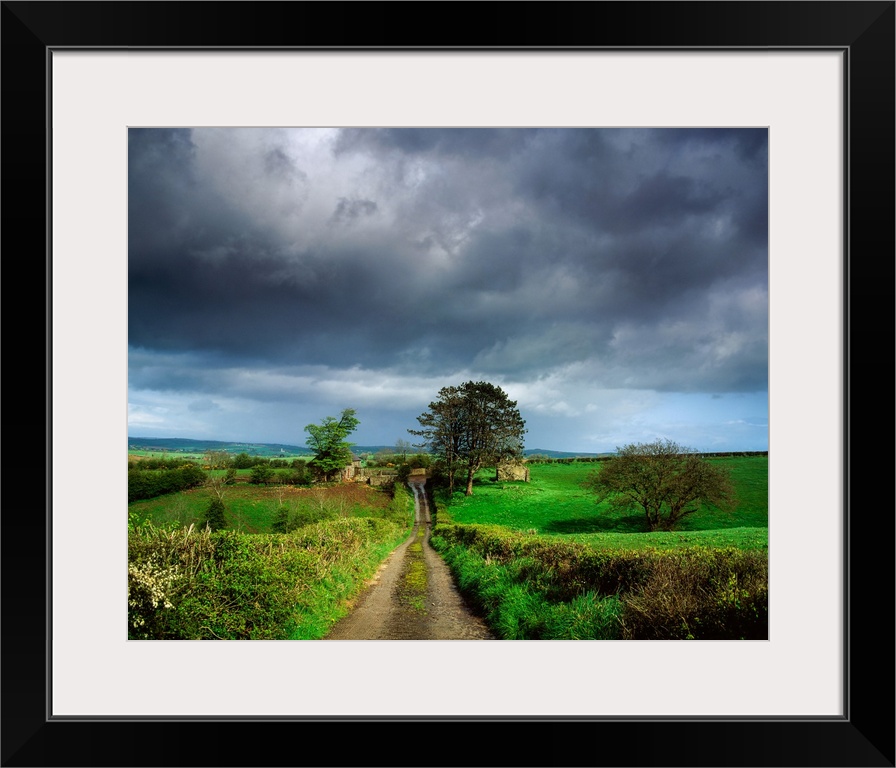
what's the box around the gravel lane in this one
[325,479,495,640]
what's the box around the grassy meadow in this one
[429,455,768,640]
[437,456,768,550]
[129,482,396,534]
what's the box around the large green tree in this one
[410,384,466,493]
[411,381,526,496]
[304,408,360,481]
[583,439,735,531]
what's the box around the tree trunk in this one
[643,505,653,530]
[465,466,476,496]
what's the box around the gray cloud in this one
[128,127,768,451]
[331,197,378,224]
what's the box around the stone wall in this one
[354,468,399,487]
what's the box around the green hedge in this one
[128,466,207,502]
[128,516,410,639]
[431,523,767,640]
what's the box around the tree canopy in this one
[410,381,526,496]
[304,408,360,481]
[583,438,735,531]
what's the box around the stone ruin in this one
[495,459,530,482]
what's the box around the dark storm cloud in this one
[127,128,198,256]
[129,127,768,403]
[654,127,768,164]
[333,127,539,160]
[331,197,378,224]
[263,147,307,183]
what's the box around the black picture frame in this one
[3,2,893,766]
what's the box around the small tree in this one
[231,452,254,469]
[205,472,229,502]
[583,439,735,532]
[372,448,395,467]
[271,505,293,533]
[201,497,227,532]
[283,461,312,486]
[204,450,230,469]
[394,438,412,463]
[304,408,360,482]
[395,463,413,484]
[250,464,276,485]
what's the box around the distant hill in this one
[129,437,428,458]
[129,437,763,461]
[523,448,611,459]
[128,437,313,456]
[127,437,608,459]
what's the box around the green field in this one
[129,482,399,534]
[436,456,768,550]
[427,455,768,639]
[129,453,768,639]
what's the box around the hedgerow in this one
[431,523,767,640]
[128,515,409,640]
[128,466,207,502]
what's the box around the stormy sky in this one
[128,127,768,453]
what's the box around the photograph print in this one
[127,127,769,641]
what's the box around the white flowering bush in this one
[128,558,179,633]
[127,521,214,638]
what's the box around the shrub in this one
[201,498,227,532]
[231,452,254,469]
[617,548,768,639]
[407,453,431,469]
[271,505,293,533]
[180,464,206,488]
[128,466,209,502]
[127,522,217,638]
[250,464,275,485]
[128,556,179,637]
[281,465,312,486]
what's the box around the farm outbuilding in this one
[495,459,530,482]
[342,454,363,481]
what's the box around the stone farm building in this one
[341,454,363,481]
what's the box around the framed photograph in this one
[4,1,892,766]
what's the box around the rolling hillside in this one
[127,437,613,459]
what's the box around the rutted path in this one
[325,478,495,640]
